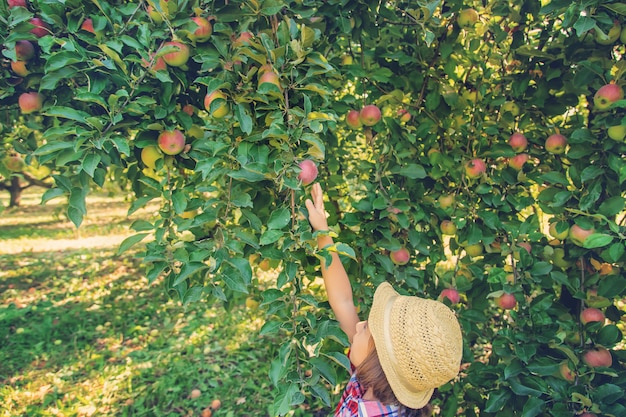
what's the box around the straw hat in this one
[368,282,463,409]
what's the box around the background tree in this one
[1,0,624,415]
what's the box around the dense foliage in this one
[1,0,625,415]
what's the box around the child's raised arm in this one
[305,183,360,343]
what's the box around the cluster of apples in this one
[205,58,281,120]
[595,83,626,142]
[345,104,382,129]
[8,1,50,114]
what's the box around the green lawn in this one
[0,188,333,417]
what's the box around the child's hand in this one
[305,183,329,231]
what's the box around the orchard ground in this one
[0,188,332,417]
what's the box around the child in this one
[305,183,463,417]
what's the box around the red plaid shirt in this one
[335,372,399,417]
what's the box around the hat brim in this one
[368,282,435,409]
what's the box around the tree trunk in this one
[9,176,22,207]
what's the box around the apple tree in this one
[1,0,625,415]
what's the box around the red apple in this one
[594,83,624,110]
[508,153,529,170]
[258,70,281,90]
[161,41,190,67]
[438,194,455,209]
[182,104,194,116]
[558,361,576,382]
[496,293,517,309]
[233,31,254,47]
[346,109,362,129]
[390,247,410,265]
[157,129,186,155]
[580,308,605,325]
[211,399,221,410]
[464,158,486,179]
[81,18,96,34]
[18,92,42,114]
[508,132,528,152]
[512,242,530,260]
[359,105,381,126]
[15,40,35,61]
[11,60,30,76]
[583,347,612,368]
[580,413,597,417]
[8,0,27,8]
[189,16,212,42]
[204,90,229,118]
[569,224,594,247]
[142,53,167,72]
[397,109,411,123]
[440,288,460,304]
[146,5,163,23]
[545,133,567,154]
[440,220,457,235]
[297,159,318,185]
[29,17,51,38]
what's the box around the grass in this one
[0,188,333,417]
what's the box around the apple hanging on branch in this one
[157,129,186,155]
[297,159,318,185]
[389,247,410,265]
[594,83,624,111]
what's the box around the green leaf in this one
[41,188,65,204]
[310,357,337,385]
[225,257,252,286]
[44,106,90,124]
[117,233,150,255]
[267,208,291,230]
[603,3,626,16]
[260,320,282,336]
[485,389,511,413]
[508,377,544,397]
[599,196,625,217]
[45,51,84,72]
[182,286,204,306]
[309,383,331,407]
[573,16,596,36]
[597,325,623,347]
[82,153,101,177]
[173,262,208,286]
[33,141,75,156]
[580,166,604,182]
[235,104,253,135]
[390,163,427,179]
[260,229,283,245]
[172,190,187,214]
[272,383,300,416]
[221,270,249,293]
[595,383,624,404]
[521,397,545,417]
[598,275,626,298]
[583,234,613,249]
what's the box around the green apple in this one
[440,220,457,235]
[607,125,626,141]
[457,8,479,29]
[595,22,621,45]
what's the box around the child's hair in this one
[356,343,433,417]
